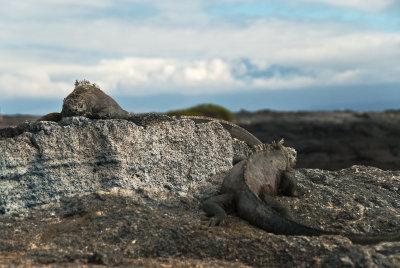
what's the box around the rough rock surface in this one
[2,109,400,170]
[0,117,234,214]
[0,117,399,267]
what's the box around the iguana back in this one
[222,139,296,198]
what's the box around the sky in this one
[0,0,400,114]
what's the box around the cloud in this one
[0,1,399,102]
[300,0,395,12]
[0,1,111,21]
[0,58,237,98]
[1,46,399,99]
[0,70,70,99]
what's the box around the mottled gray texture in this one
[0,166,399,267]
[0,117,234,214]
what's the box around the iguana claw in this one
[208,216,226,226]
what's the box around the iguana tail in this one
[236,190,330,236]
[173,115,262,147]
[236,190,400,244]
[344,232,400,245]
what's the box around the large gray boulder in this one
[0,117,234,214]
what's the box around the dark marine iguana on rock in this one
[203,139,400,245]
[36,80,261,147]
[39,80,132,121]
[38,80,172,127]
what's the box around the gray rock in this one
[0,116,399,267]
[0,117,234,214]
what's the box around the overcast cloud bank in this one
[0,0,399,113]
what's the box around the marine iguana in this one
[203,139,400,245]
[37,80,261,147]
[39,80,131,121]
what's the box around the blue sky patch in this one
[206,1,399,32]
[231,59,306,81]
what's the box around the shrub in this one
[165,104,235,121]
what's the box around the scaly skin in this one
[203,139,400,244]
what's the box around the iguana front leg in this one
[202,193,234,226]
[279,171,303,197]
[259,193,291,219]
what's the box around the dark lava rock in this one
[0,166,399,267]
[235,110,400,170]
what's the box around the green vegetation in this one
[165,104,235,121]
[384,110,400,122]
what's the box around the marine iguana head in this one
[253,138,297,169]
[62,94,88,117]
[61,80,96,117]
[281,142,297,169]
